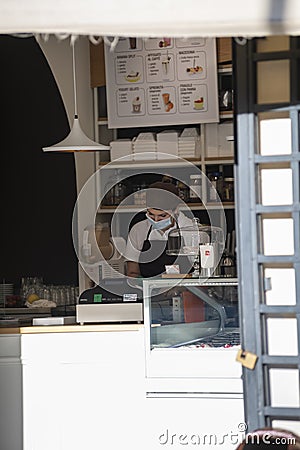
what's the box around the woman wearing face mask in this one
[125,181,195,278]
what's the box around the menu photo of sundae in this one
[194,97,204,110]
[186,57,203,75]
[187,65,203,75]
[162,92,174,112]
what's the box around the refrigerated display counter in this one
[142,277,244,449]
[143,277,242,389]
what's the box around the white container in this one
[110,139,133,161]
[205,122,234,158]
[157,130,179,158]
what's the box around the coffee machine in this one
[167,219,225,277]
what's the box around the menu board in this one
[104,37,219,129]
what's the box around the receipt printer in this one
[76,277,143,324]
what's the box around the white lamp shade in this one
[42,116,110,152]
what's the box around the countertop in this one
[0,323,144,334]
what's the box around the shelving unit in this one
[84,42,235,290]
[93,160,234,249]
[91,71,235,233]
[95,155,234,201]
[97,118,108,126]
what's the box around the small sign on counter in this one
[123,293,138,302]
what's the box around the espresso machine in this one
[167,219,225,277]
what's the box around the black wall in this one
[0,35,78,289]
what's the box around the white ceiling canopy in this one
[1,0,300,37]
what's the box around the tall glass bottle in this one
[104,169,126,206]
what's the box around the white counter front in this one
[0,322,244,450]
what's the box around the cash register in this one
[76,277,143,324]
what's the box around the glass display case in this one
[143,277,241,382]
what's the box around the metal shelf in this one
[98,202,235,213]
[218,66,232,74]
[97,117,108,125]
[98,159,203,170]
[220,111,234,119]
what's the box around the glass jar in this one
[161,174,174,184]
[189,174,201,203]
[223,177,234,202]
[104,170,126,206]
[133,183,147,206]
[177,181,189,203]
[208,172,223,202]
[113,179,127,205]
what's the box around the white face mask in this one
[146,214,173,230]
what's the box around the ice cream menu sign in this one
[104,37,219,128]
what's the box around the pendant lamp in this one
[43,43,110,153]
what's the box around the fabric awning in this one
[1,0,300,38]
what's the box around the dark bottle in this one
[189,175,201,203]
[104,170,126,206]
[223,177,234,202]
[177,181,189,203]
[208,172,223,202]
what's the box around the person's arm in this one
[124,222,144,277]
[126,260,141,278]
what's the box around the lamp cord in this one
[72,43,78,118]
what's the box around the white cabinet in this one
[0,322,244,450]
[145,395,244,449]
[205,122,234,158]
[21,328,146,450]
[143,276,244,450]
[0,334,23,450]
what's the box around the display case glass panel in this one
[143,278,239,350]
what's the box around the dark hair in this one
[236,428,300,450]
[146,182,180,210]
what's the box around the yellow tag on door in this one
[236,349,258,370]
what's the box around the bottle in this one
[223,177,234,202]
[190,217,200,277]
[190,217,200,251]
[133,185,141,205]
[133,182,147,206]
[177,181,189,202]
[103,181,114,206]
[189,174,201,203]
[113,177,126,205]
[104,170,126,206]
[139,182,147,206]
[161,174,174,184]
[208,172,223,202]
